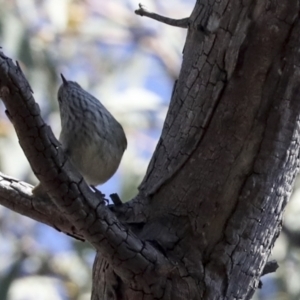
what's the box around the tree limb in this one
[0,51,169,281]
[135,4,190,28]
[0,173,84,240]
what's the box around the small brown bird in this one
[33,75,127,197]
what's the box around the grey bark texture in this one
[0,1,300,299]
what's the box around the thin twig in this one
[135,4,189,28]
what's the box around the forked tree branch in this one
[0,173,84,240]
[0,51,169,280]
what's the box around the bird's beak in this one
[61,74,68,85]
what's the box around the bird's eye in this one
[58,96,62,103]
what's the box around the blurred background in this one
[0,0,191,299]
[0,0,299,299]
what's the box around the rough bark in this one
[0,1,300,299]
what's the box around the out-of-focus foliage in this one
[0,0,192,199]
[0,1,299,300]
[0,0,193,299]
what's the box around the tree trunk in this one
[0,1,300,299]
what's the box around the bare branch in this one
[0,173,84,240]
[0,51,170,280]
[135,4,189,28]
